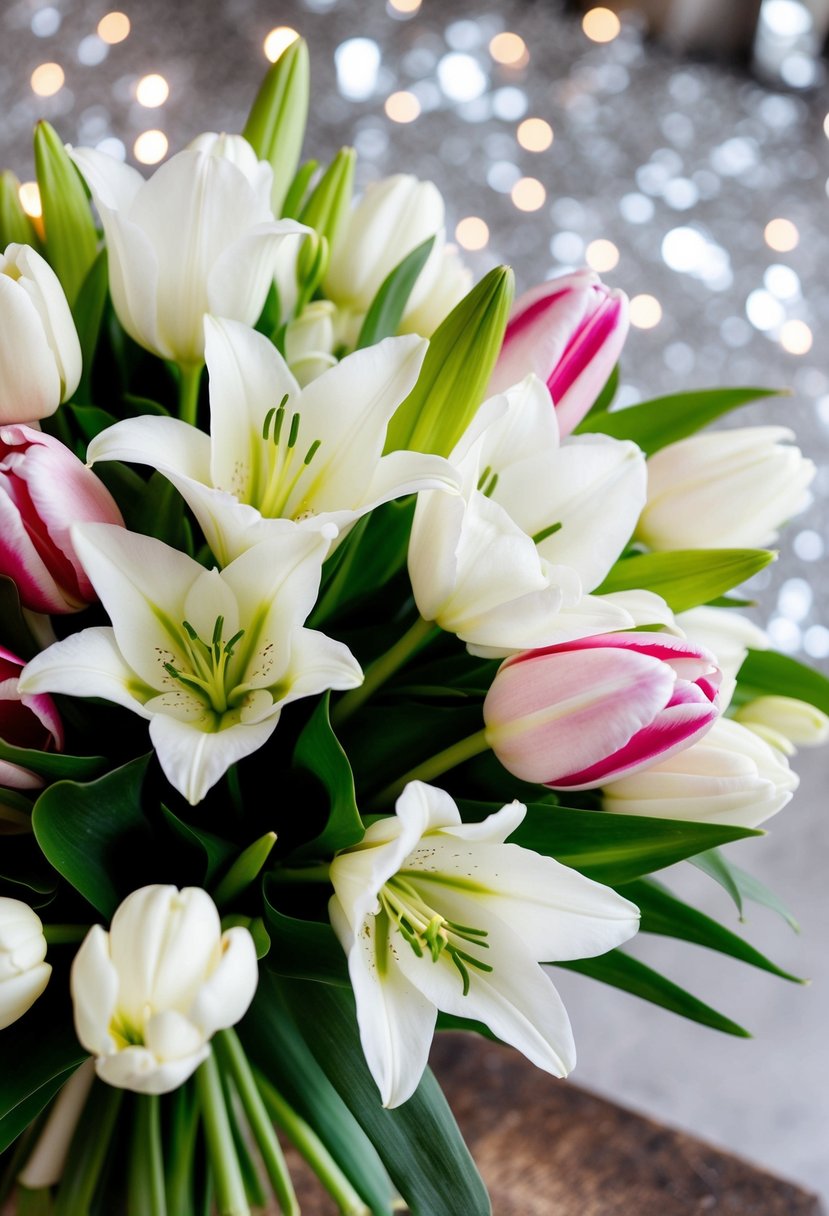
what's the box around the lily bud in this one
[0,171,40,249]
[0,897,51,1030]
[0,644,63,796]
[0,243,81,424]
[602,717,798,828]
[734,695,829,755]
[489,271,629,437]
[297,147,356,284]
[70,885,259,1094]
[637,427,815,551]
[0,424,124,613]
[484,633,721,789]
[284,300,337,385]
[33,121,99,306]
[242,37,310,217]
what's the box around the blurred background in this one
[1,0,828,1202]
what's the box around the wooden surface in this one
[286,1033,826,1215]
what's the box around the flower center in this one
[380,875,491,995]
[163,616,245,714]
[257,393,323,521]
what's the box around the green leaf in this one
[72,249,109,400]
[575,387,784,454]
[356,236,436,349]
[459,801,759,885]
[261,876,348,986]
[558,949,750,1037]
[243,38,310,216]
[595,548,776,613]
[312,498,415,623]
[34,121,99,306]
[159,804,235,888]
[32,755,152,917]
[291,694,364,858]
[386,266,513,457]
[0,170,41,249]
[280,159,319,220]
[275,977,491,1215]
[0,739,105,783]
[241,971,395,1216]
[0,576,41,660]
[68,403,118,443]
[735,649,829,715]
[621,878,802,982]
[691,849,800,931]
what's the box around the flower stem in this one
[128,1094,167,1216]
[42,925,88,946]
[164,1085,199,1216]
[213,1030,299,1216]
[178,363,203,427]
[370,728,491,809]
[270,862,331,885]
[332,616,438,726]
[53,1080,122,1216]
[195,1053,250,1216]
[254,1067,371,1216]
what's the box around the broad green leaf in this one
[691,849,800,931]
[291,694,364,858]
[261,876,348,986]
[312,498,415,623]
[0,576,41,660]
[241,971,395,1216]
[159,804,235,888]
[275,977,491,1215]
[34,121,99,306]
[620,879,802,982]
[243,38,310,216]
[558,949,750,1036]
[356,236,436,349]
[0,836,57,898]
[735,648,829,715]
[458,801,759,884]
[575,387,783,453]
[68,404,118,443]
[72,249,109,401]
[595,548,775,613]
[0,739,105,783]
[32,755,152,917]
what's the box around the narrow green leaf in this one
[243,37,310,216]
[298,147,355,259]
[558,950,750,1036]
[159,805,235,888]
[575,387,784,453]
[691,849,800,931]
[72,249,109,400]
[735,648,829,715]
[261,876,348,986]
[312,498,415,624]
[68,404,118,443]
[33,121,99,306]
[595,548,776,613]
[0,739,105,783]
[356,236,436,349]
[212,832,276,907]
[281,159,319,220]
[689,848,744,917]
[291,693,364,858]
[621,879,803,982]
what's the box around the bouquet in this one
[0,39,826,1215]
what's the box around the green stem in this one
[270,862,331,886]
[178,363,203,427]
[332,616,438,727]
[16,1187,52,1216]
[53,1081,122,1216]
[128,1094,167,1216]
[164,1085,199,1216]
[370,728,491,810]
[195,1054,249,1216]
[254,1069,370,1216]
[42,925,88,946]
[213,1031,299,1216]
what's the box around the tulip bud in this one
[489,271,629,437]
[676,606,768,709]
[734,695,829,755]
[71,885,259,1094]
[0,644,63,795]
[0,243,82,424]
[484,633,721,789]
[243,37,310,217]
[0,424,124,613]
[0,897,51,1030]
[636,426,815,551]
[34,121,99,307]
[602,717,798,828]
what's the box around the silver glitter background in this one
[1,0,828,1201]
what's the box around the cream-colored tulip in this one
[734,695,829,755]
[0,897,51,1030]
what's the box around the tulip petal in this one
[189,927,259,1037]
[0,275,62,423]
[95,1043,210,1095]
[145,1009,206,1061]
[70,926,118,1054]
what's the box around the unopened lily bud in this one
[637,427,815,551]
[33,121,99,306]
[489,270,628,437]
[284,300,337,386]
[484,633,721,789]
[242,37,310,216]
[0,898,51,1030]
[734,695,829,755]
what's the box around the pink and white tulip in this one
[0,424,124,614]
[483,632,721,790]
[0,644,63,794]
[489,270,628,437]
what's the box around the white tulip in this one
[637,427,815,551]
[19,522,362,805]
[677,606,768,708]
[70,885,258,1094]
[734,695,829,755]
[408,374,647,655]
[0,243,81,424]
[0,897,51,1030]
[87,317,458,566]
[329,781,639,1108]
[602,716,798,828]
[70,138,307,366]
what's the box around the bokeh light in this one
[780,319,813,354]
[455,216,490,250]
[135,74,169,107]
[517,117,553,152]
[97,12,130,44]
[629,294,662,328]
[582,7,622,43]
[134,130,168,164]
[764,218,799,252]
[263,27,299,62]
[489,32,528,66]
[384,91,421,123]
[18,182,42,218]
[511,176,546,211]
[30,63,64,96]
[585,238,620,272]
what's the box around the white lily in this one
[88,317,458,566]
[407,374,647,655]
[329,781,639,1109]
[70,136,307,366]
[19,522,362,805]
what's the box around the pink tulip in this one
[489,270,629,436]
[484,633,720,790]
[0,424,124,614]
[0,645,63,791]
